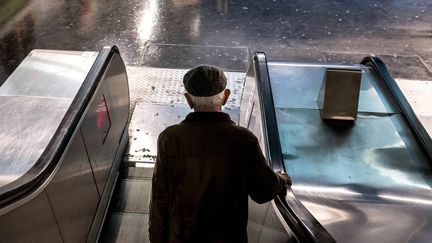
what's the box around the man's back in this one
[149,112,285,243]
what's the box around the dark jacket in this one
[149,112,286,243]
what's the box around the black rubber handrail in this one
[252,52,336,243]
[0,46,119,208]
[361,56,432,163]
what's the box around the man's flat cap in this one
[183,65,227,97]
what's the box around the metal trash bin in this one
[317,68,362,121]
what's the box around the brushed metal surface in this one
[0,96,70,187]
[0,50,97,98]
[277,108,432,242]
[258,226,294,243]
[247,221,263,243]
[318,68,362,120]
[248,200,293,243]
[45,131,99,243]
[112,179,152,214]
[267,62,397,114]
[81,53,130,194]
[248,198,270,226]
[0,191,63,242]
[100,212,150,243]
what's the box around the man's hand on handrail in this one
[276,171,292,186]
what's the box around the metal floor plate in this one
[395,78,432,136]
[127,66,245,111]
[124,103,239,164]
[124,104,192,163]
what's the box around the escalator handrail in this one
[252,52,336,243]
[361,56,432,163]
[0,46,119,210]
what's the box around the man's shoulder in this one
[230,124,257,139]
[159,124,183,137]
[160,122,257,139]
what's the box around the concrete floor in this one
[0,0,432,83]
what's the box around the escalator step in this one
[112,179,151,213]
[120,166,154,180]
[99,212,149,243]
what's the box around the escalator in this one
[0,46,129,242]
[241,53,432,242]
[0,47,431,243]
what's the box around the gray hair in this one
[189,91,225,110]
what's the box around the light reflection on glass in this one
[78,0,97,33]
[135,163,155,168]
[301,201,349,225]
[363,142,430,190]
[171,0,199,8]
[137,0,159,43]
[294,184,362,196]
[379,193,432,206]
[190,15,200,38]
[215,0,228,15]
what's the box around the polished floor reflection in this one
[1,0,432,84]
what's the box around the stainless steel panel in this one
[87,126,129,243]
[238,63,266,149]
[258,226,293,243]
[113,179,152,214]
[263,203,288,234]
[277,108,432,242]
[318,68,361,120]
[248,199,294,242]
[0,96,70,187]
[248,199,270,225]
[100,212,150,243]
[81,53,129,194]
[0,50,97,98]
[267,62,397,114]
[247,221,262,243]
[45,131,99,243]
[0,191,63,242]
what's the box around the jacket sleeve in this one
[149,134,169,243]
[248,136,286,204]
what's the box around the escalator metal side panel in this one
[361,56,432,162]
[88,127,128,243]
[0,191,63,242]
[0,47,114,209]
[0,46,130,243]
[81,53,130,195]
[45,130,100,243]
[240,53,336,242]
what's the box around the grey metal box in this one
[317,68,362,120]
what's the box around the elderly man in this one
[149,65,291,243]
